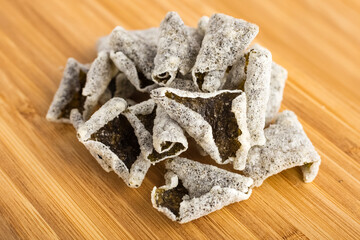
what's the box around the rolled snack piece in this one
[243,110,321,187]
[46,58,89,123]
[192,13,259,92]
[151,157,253,223]
[152,12,189,85]
[233,44,272,146]
[123,99,188,164]
[153,12,205,86]
[265,62,288,125]
[77,98,150,188]
[98,73,136,106]
[110,50,157,92]
[109,26,157,82]
[151,87,250,170]
[153,105,188,154]
[82,51,118,119]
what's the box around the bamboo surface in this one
[0,0,359,239]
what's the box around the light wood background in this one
[0,0,359,239]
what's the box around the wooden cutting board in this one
[0,0,359,239]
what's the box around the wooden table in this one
[0,0,359,239]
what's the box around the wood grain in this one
[0,0,359,239]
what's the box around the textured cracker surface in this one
[151,157,252,223]
[243,110,321,187]
[46,58,89,123]
[192,13,259,92]
[265,62,288,125]
[151,87,250,169]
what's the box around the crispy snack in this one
[82,51,118,120]
[98,73,136,106]
[265,62,288,125]
[151,157,253,223]
[153,106,188,155]
[46,58,89,123]
[243,110,321,187]
[109,26,157,81]
[153,12,205,86]
[152,12,188,85]
[151,87,250,170]
[77,98,150,188]
[227,44,272,146]
[110,50,157,92]
[192,13,258,92]
[123,99,188,164]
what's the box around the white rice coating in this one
[152,12,189,85]
[151,87,250,169]
[153,105,188,153]
[109,26,157,80]
[46,58,89,123]
[244,44,272,146]
[151,157,253,223]
[197,16,209,35]
[110,50,157,92]
[82,51,118,119]
[124,99,187,163]
[192,13,259,92]
[77,98,151,187]
[123,99,156,160]
[265,62,288,126]
[243,110,321,187]
[153,12,205,86]
[77,97,128,142]
[98,73,135,106]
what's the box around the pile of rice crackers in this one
[47,12,321,224]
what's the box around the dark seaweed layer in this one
[155,179,188,217]
[90,115,141,170]
[165,91,242,161]
[59,69,87,119]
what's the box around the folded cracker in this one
[123,99,188,164]
[243,110,321,187]
[82,51,118,119]
[152,12,188,85]
[192,13,259,92]
[98,73,136,106]
[109,26,157,82]
[228,44,272,146]
[151,87,250,170]
[153,12,205,86]
[77,98,150,188]
[153,105,188,154]
[47,58,89,123]
[110,50,157,92]
[151,157,253,223]
[265,62,287,125]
